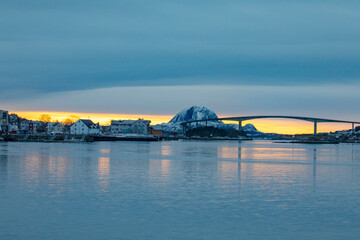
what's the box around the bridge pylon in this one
[314,121,318,136]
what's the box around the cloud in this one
[2,84,360,120]
[1,0,360,98]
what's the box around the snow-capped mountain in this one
[154,105,276,138]
[169,105,220,124]
[155,105,230,132]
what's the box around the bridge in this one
[180,115,360,135]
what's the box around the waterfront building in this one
[20,119,31,132]
[110,119,151,135]
[150,127,163,137]
[70,119,100,135]
[0,110,9,133]
[8,124,19,134]
[19,120,43,133]
[47,122,64,134]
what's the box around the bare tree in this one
[39,114,51,123]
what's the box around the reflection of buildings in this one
[0,110,9,133]
[217,146,241,182]
[49,156,68,179]
[149,159,171,181]
[98,157,110,176]
[218,161,239,181]
[161,145,172,156]
[100,148,111,154]
[25,155,42,179]
[98,157,110,189]
[215,143,321,189]
[218,147,239,159]
[148,142,174,181]
[0,153,8,183]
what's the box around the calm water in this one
[1,140,360,240]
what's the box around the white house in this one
[70,119,100,135]
[8,124,19,133]
[110,119,151,135]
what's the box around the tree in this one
[70,115,80,123]
[61,115,80,126]
[39,114,51,123]
[62,118,75,126]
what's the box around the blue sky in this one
[1,0,360,118]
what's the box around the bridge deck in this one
[181,115,360,125]
[181,115,360,135]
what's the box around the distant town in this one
[0,109,171,141]
[1,106,360,143]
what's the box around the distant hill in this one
[241,123,279,138]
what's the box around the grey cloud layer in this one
[3,85,360,120]
[1,0,360,97]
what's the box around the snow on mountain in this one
[168,105,219,124]
[155,105,231,132]
[242,123,258,132]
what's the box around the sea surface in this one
[1,140,360,240]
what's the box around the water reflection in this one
[183,143,218,158]
[240,146,308,161]
[1,141,360,239]
[98,157,110,190]
[100,148,110,154]
[48,156,68,179]
[0,153,7,187]
[215,142,321,192]
[25,155,41,179]
[217,161,239,181]
[313,148,317,191]
[149,159,171,182]
[161,144,172,157]
[217,147,238,159]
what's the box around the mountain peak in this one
[242,123,258,132]
[169,105,219,124]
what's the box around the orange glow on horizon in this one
[12,111,355,134]
[14,111,173,125]
[223,118,354,134]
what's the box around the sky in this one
[1,0,360,133]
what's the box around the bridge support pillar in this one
[238,121,242,131]
[314,121,318,136]
[352,123,355,133]
[206,121,208,127]
[196,121,199,128]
